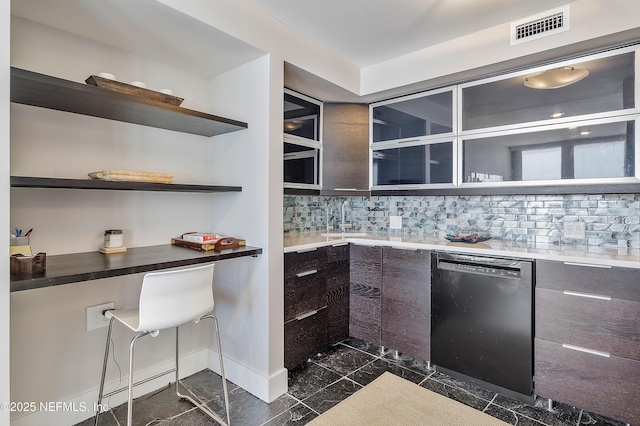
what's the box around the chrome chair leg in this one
[174,317,231,426]
[95,317,114,426]
[126,332,152,426]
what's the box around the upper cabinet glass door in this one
[460,51,636,132]
[372,89,454,143]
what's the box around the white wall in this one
[1,0,11,425]
[9,18,268,424]
[362,0,640,95]
[205,54,286,402]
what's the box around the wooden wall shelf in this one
[10,176,242,193]
[10,67,248,137]
[10,244,263,292]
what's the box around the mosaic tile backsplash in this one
[283,194,640,249]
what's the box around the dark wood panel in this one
[327,286,350,343]
[381,248,431,360]
[284,248,326,279]
[350,245,382,289]
[284,270,327,322]
[11,176,242,193]
[326,244,350,343]
[284,308,328,369]
[349,245,382,344]
[535,339,640,425]
[11,67,247,137]
[536,260,640,301]
[536,288,640,361]
[10,244,262,292]
[322,104,369,191]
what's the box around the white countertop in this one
[284,231,640,269]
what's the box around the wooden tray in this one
[85,75,184,106]
[171,236,246,251]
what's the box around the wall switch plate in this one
[563,222,586,239]
[390,215,402,230]
[86,302,115,331]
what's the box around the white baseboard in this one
[207,348,288,403]
[11,347,287,425]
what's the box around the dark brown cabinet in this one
[326,243,350,343]
[284,248,328,369]
[321,103,369,195]
[349,244,383,345]
[535,260,640,424]
[284,244,351,369]
[381,247,431,361]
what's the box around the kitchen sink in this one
[320,232,368,238]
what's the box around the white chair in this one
[94,263,230,426]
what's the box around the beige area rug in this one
[307,372,509,426]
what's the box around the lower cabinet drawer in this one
[536,288,640,361]
[284,269,327,322]
[284,308,328,369]
[535,338,640,425]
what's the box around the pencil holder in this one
[10,236,30,246]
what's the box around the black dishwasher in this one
[431,251,534,403]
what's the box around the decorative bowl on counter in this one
[445,233,491,244]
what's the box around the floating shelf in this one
[10,244,263,292]
[10,67,248,137]
[11,176,242,193]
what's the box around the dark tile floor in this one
[77,338,627,426]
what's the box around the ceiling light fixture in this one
[524,66,589,89]
[284,121,303,131]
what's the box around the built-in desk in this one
[10,244,262,292]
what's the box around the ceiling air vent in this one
[510,5,569,45]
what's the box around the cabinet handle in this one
[563,262,611,269]
[296,248,318,254]
[296,310,318,321]
[562,343,610,358]
[563,290,611,301]
[296,269,318,278]
[333,188,359,191]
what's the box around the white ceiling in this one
[12,0,597,102]
[245,0,575,67]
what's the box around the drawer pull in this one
[296,269,318,278]
[563,262,611,269]
[296,310,318,321]
[563,290,611,301]
[296,248,318,254]
[391,246,418,251]
[562,343,610,358]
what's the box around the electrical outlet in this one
[563,222,585,239]
[390,215,402,230]
[86,302,114,331]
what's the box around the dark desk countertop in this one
[10,244,263,292]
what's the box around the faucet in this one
[340,200,352,231]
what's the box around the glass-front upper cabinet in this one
[370,88,455,189]
[461,116,638,185]
[460,50,636,133]
[284,89,322,189]
[372,88,454,143]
